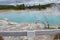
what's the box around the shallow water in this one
[0,11,60,26]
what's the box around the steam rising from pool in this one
[0,3,60,26]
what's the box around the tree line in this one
[0,3,54,10]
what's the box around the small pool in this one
[0,12,60,26]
